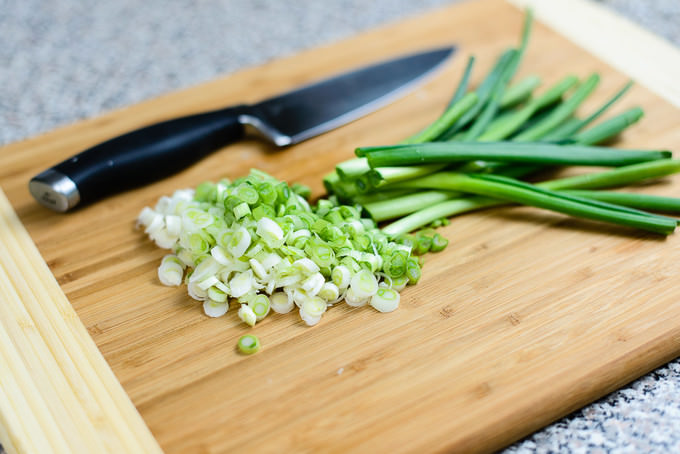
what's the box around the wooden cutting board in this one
[2,0,680,452]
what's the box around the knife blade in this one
[29,46,455,212]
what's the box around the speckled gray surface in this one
[2,1,680,452]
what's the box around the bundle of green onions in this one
[323,10,680,240]
[138,170,431,327]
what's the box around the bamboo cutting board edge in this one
[1,1,680,453]
[0,190,163,453]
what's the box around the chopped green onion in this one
[189,257,220,283]
[256,217,284,248]
[195,181,217,202]
[382,251,408,278]
[271,291,294,314]
[350,269,378,299]
[244,242,264,259]
[235,184,259,205]
[158,255,184,286]
[198,275,219,291]
[183,208,213,230]
[187,281,207,300]
[292,288,311,307]
[390,275,409,292]
[207,286,228,303]
[165,215,182,236]
[414,233,433,255]
[370,288,400,313]
[301,272,325,296]
[344,287,369,307]
[260,252,282,270]
[230,271,254,298]
[227,226,251,258]
[237,334,260,355]
[307,240,335,268]
[406,258,422,284]
[294,258,319,274]
[233,202,251,219]
[203,300,228,318]
[238,304,257,327]
[252,204,276,220]
[250,294,271,321]
[291,182,311,200]
[318,282,340,302]
[189,233,210,255]
[300,296,327,326]
[430,233,449,252]
[331,265,351,289]
[248,258,268,280]
[257,182,277,205]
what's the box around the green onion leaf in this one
[359,141,670,168]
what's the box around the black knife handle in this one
[29,105,248,212]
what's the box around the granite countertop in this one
[2,0,679,452]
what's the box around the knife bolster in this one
[238,113,292,147]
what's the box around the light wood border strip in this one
[508,0,680,108]
[0,188,163,454]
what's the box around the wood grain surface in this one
[2,0,680,452]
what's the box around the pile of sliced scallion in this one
[138,169,430,328]
[323,10,680,238]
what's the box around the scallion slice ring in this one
[237,334,261,355]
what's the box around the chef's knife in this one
[29,46,455,212]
